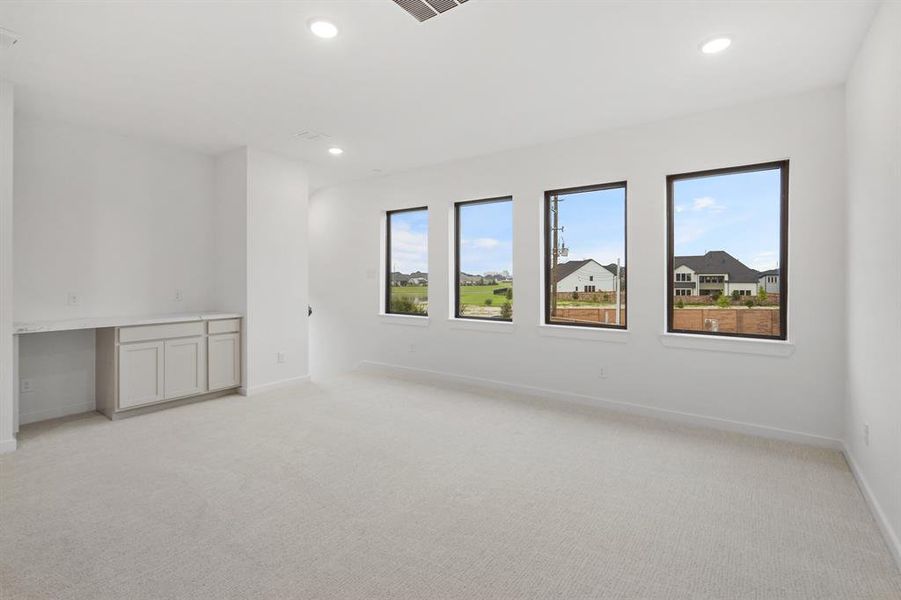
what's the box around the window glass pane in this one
[670,164,785,338]
[456,198,513,320]
[546,184,626,328]
[387,208,428,316]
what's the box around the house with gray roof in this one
[553,259,622,293]
[673,250,767,297]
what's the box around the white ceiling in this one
[0,0,878,190]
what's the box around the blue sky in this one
[390,168,780,276]
[673,168,781,271]
[389,209,428,274]
[459,200,514,275]
[555,187,626,268]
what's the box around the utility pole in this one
[615,258,621,325]
[550,195,566,317]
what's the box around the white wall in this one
[213,148,248,315]
[17,330,95,425]
[0,79,14,452]
[844,1,901,564]
[311,87,847,443]
[14,114,217,320]
[12,114,218,424]
[245,148,310,392]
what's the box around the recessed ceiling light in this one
[328,147,344,156]
[309,19,338,39]
[701,37,732,54]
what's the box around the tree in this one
[731,290,741,301]
[716,293,732,308]
[500,301,512,319]
[505,288,513,301]
[757,287,768,303]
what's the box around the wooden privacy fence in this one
[673,308,780,336]
[551,307,780,336]
[552,307,626,326]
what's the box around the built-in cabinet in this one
[96,317,241,419]
[118,340,165,409]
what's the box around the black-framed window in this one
[385,207,429,316]
[667,160,788,340]
[544,182,627,329]
[454,196,513,321]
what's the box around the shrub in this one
[758,287,768,303]
[572,291,579,300]
[484,298,493,306]
[389,296,426,315]
[500,301,512,319]
[711,290,722,300]
[505,288,513,300]
[716,294,732,308]
[731,290,741,301]
[744,299,755,308]
[676,299,685,309]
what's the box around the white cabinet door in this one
[208,333,241,391]
[119,341,165,409]
[164,336,207,399]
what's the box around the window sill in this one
[538,324,629,343]
[378,313,430,327]
[658,333,795,357]
[447,318,516,333]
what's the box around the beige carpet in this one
[1,371,899,600]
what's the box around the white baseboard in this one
[357,360,843,450]
[244,374,311,396]
[843,443,901,570]
[0,437,16,454]
[19,401,97,426]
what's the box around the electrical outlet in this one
[175,289,184,302]
[277,352,286,364]
[19,379,33,393]
[864,423,870,447]
[66,292,80,306]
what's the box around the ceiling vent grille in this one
[392,0,469,22]
[294,130,331,142]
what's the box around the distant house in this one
[554,259,621,293]
[408,271,428,285]
[673,250,767,297]
[460,272,489,285]
[757,269,780,294]
[390,271,428,286]
[389,272,410,286]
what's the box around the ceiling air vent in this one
[294,130,331,142]
[392,0,469,23]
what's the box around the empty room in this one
[1,1,900,598]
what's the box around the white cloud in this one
[691,196,724,212]
[749,250,778,271]
[389,222,428,273]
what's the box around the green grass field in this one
[390,285,428,302]
[390,284,513,318]
[391,284,513,307]
[459,284,513,308]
